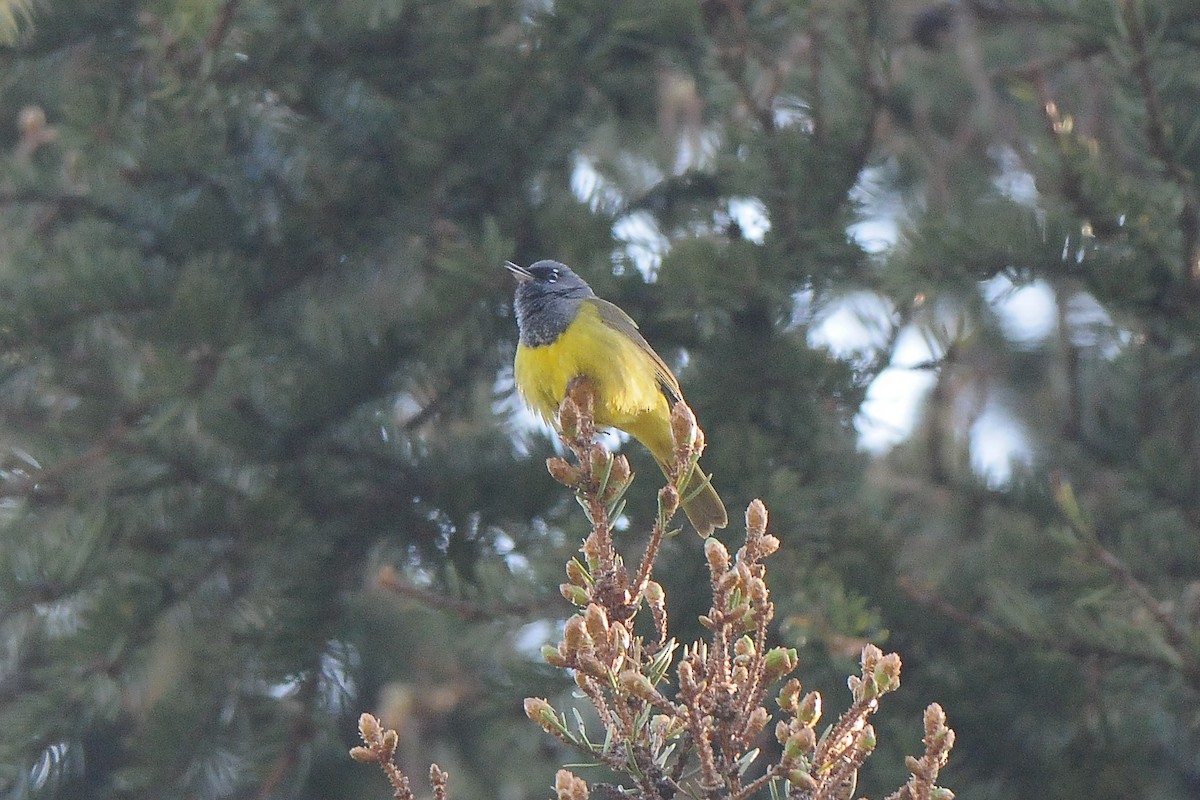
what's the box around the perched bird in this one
[505,259,727,536]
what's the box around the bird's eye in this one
[547,269,559,283]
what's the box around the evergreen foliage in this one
[0,1,1197,799]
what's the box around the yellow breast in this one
[514,301,671,434]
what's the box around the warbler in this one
[505,259,727,536]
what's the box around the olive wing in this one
[587,297,683,406]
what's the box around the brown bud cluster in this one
[850,644,902,702]
[619,670,658,700]
[565,558,590,587]
[704,537,730,576]
[547,456,583,487]
[555,769,590,800]
[503,388,956,800]
[670,402,698,456]
[605,455,632,500]
[349,713,401,766]
[524,697,559,733]
[558,396,580,440]
[353,377,958,800]
[658,484,680,517]
[560,583,590,606]
[763,647,798,681]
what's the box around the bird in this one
[505,259,727,536]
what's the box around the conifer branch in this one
[0,423,128,500]
[1053,477,1200,687]
[988,42,1107,81]
[1121,1,1200,290]
[373,566,543,622]
[0,188,133,229]
[897,576,1191,674]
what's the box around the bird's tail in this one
[662,459,727,537]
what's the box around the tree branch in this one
[1122,2,1200,289]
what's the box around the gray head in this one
[504,260,595,347]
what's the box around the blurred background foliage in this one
[1,0,1199,798]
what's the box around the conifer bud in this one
[925,702,946,731]
[778,678,801,712]
[608,455,631,491]
[644,581,664,606]
[875,652,902,693]
[659,484,680,515]
[584,604,610,643]
[524,697,558,731]
[547,457,582,487]
[746,498,768,534]
[560,583,590,606]
[543,645,568,667]
[758,533,780,558]
[704,537,730,575]
[747,576,768,603]
[558,397,580,440]
[739,605,756,631]
[745,706,769,738]
[589,447,611,481]
[717,570,740,593]
[567,377,595,419]
[734,634,755,661]
[565,559,589,587]
[555,769,590,800]
[670,402,698,451]
[358,712,382,742]
[678,660,696,689]
[861,643,883,670]
[610,622,631,655]
[619,670,656,700]
[577,654,608,680]
[582,533,603,570]
[858,724,877,753]
[763,646,798,680]
[784,727,816,759]
[797,691,821,726]
[563,615,593,654]
[788,770,818,791]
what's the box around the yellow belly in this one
[514,302,674,460]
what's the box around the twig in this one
[204,0,242,53]
[374,566,540,622]
[0,188,136,229]
[350,715,416,800]
[1,423,128,500]
[1084,534,1200,683]
[897,576,1188,674]
[988,41,1106,80]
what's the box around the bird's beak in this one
[503,260,533,283]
